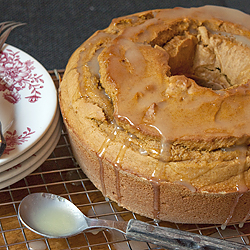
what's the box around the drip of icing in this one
[97,120,132,204]
[239,206,250,228]
[149,124,171,162]
[221,192,244,230]
[98,138,111,157]
[87,48,104,77]
[114,144,127,204]
[150,169,162,219]
[160,139,171,162]
[139,147,148,156]
[174,179,196,192]
[124,134,134,147]
[150,180,160,219]
[237,178,250,228]
[116,144,127,165]
[221,145,249,229]
[97,121,124,197]
[97,137,111,196]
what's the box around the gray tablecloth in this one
[0,0,249,70]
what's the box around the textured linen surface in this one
[0,0,249,70]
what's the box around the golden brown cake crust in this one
[59,6,250,224]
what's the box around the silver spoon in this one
[18,193,250,250]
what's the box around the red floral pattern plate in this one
[0,44,57,165]
[0,119,61,189]
[0,107,60,172]
[0,118,61,183]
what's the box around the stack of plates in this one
[0,44,61,189]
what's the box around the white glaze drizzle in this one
[239,206,250,228]
[97,121,122,196]
[97,137,111,196]
[174,179,196,193]
[114,144,127,204]
[87,47,104,77]
[221,145,249,229]
[97,122,130,204]
[221,192,244,230]
[150,180,160,219]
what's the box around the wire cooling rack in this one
[0,69,250,250]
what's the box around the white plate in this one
[0,44,57,165]
[0,119,62,189]
[0,107,60,173]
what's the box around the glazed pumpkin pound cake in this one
[59,5,250,226]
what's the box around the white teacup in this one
[0,94,14,135]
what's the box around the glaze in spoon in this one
[18,193,250,250]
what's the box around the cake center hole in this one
[159,26,239,91]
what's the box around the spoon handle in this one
[126,219,250,250]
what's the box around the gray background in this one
[1,0,249,70]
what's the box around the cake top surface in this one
[91,6,250,142]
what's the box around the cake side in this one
[61,106,250,224]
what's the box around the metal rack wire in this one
[0,69,250,250]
